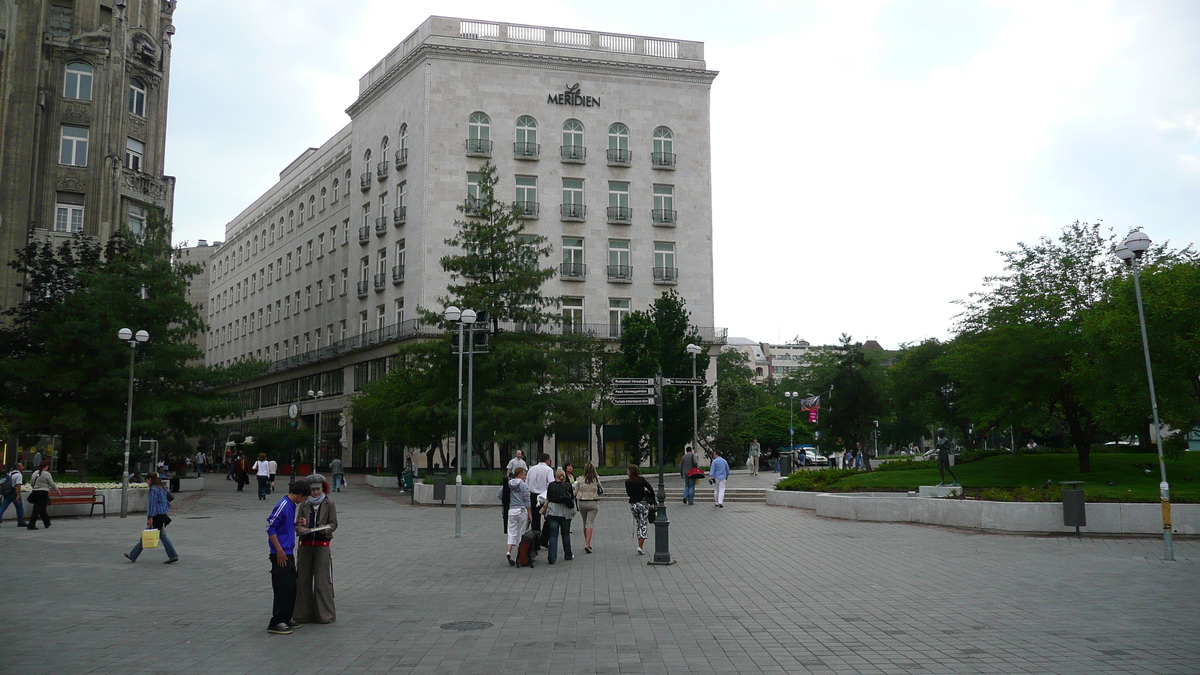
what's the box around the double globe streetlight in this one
[685,344,703,454]
[1114,230,1173,561]
[784,391,799,469]
[118,327,149,518]
[444,305,477,538]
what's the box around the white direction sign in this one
[613,387,655,396]
[612,397,655,406]
[665,377,705,386]
[612,377,654,386]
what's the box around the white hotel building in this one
[204,16,722,470]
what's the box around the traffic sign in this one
[665,377,704,386]
[612,397,655,406]
[613,387,655,396]
[613,377,654,386]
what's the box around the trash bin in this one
[778,452,792,478]
[432,475,447,502]
[1060,481,1085,535]
[402,470,414,492]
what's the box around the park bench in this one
[49,487,106,518]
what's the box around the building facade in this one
[205,16,722,471]
[0,0,176,313]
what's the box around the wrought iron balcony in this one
[376,161,389,179]
[375,217,388,235]
[358,226,371,243]
[651,209,678,225]
[559,262,586,280]
[356,280,369,298]
[606,148,632,166]
[359,173,371,191]
[394,148,408,168]
[560,203,586,221]
[513,142,540,159]
[465,138,493,157]
[393,206,407,225]
[607,206,632,224]
[651,152,677,169]
[463,197,485,216]
[560,145,586,163]
[513,201,539,219]
[392,265,405,284]
[607,264,633,282]
[373,273,386,290]
[653,266,679,283]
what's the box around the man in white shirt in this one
[505,450,528,478]
[525,453,555,534]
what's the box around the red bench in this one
[48,487,106,517]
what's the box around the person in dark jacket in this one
[624,465,655,555]
[679,447,699,505]
[124,473,178,563]
[543,469,575,564]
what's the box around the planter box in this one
[175,477,204,492]
[766,490,1200,535]
[2,487,150,520]
[365,474,400,489]
[413,480,500,506]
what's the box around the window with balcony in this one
[652,185,677,225]
[59,125,89,166]
[562,297,584,332]
[378,137,390,179]
[359,311,369,335]
[124,137,144,172]
[561,237,585,279]
[395,298,405,325]
[128,78,147,117]
[376,193,389,234]
[375,248,387,290]
[607,239,631,281]
[54,192,84,232]
[394,181,407,225]
[396,123,408,167]
[514,176,538,218]
[607,181,631,223]
[652,127,676,168]
[653,242,678,283]
[466,112,492,156]
[393,239,406,283]
[561,119,585,162]
[360,150,372,190]
[515,116,539,159]
[609,298,630,337]
[561,178,585,221]
[360,205,371,242]
[465,172,484,215]
[607,123,631,165]
[63,62,92,100]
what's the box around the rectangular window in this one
[285,252,292,275]
[327,324,335,346]
[59,125,89,166]
[515,175,537,206]
[342,220,349,245]
[306,240,313,264]
[328,274,336,301]
[608,181,630,209]
[305,286,312,310]
[397,181,406,211]
[609,298,630,337]
[341,269,348,296]
[360,257,370,282]
[362,204,371,230]
[304,332,311,352]
[315,280,324,305]
[377,305,386,330]
[276,258,283,280]
[295,246,302,270]
[340,320,347,341]
[259,268,265,290]
[124,138,144,172]
[330,226,337,248]
[284,295,291,317]
[653,184,675,223]
[562,236,584,278]
[396,239,406,276]
[563,178,583,205]
[654,241,676,269]
[294,291,301,315]
[126,203,147,237]
[49,4,72,37]
[359,311,368,335]
[467,172,483,201]
[377,248,387,276]
[317,233,324,258]
[54,192,85,233]
[395,298,405,325]
[608,239,630,267]
[562,297,583,330]
[267,263,274,284]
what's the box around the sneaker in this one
[564,555,573,561]
[268,623,293,635]
[286,620,301,628]
[164,558,179,564]
[124,553,136,563]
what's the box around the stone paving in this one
[1,470,1197,675]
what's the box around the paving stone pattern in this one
[1,471,1197,675]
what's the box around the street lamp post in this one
[873,420,879,457]
[118,328,149,518]
[685,344,703,453]
[444,306,477,538]
[784,391,798,465]
[307,389,324,479]
[1115,231,1174,561]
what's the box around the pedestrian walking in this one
[0,462,26,527]
[252,454,271,500]
[543,469,575,564]
[573,462,602,553]
[124,473,179,564]
[32,451,43,471]
[194,451,206,476]
[748,438,761,476]
[268,458,278,493]
[226,447,235,480]
[709,450,729,508]
[505,450,528,478]
[680,447,699,505]
[25,460,61,529]
[526,453,554,536]
[266,481,310,635]
[562,461,576,485]
[235,454,250,491]
[294,475,338,624]
[330,457,345,492]
[498,466,531,565]
[625,465,655,555]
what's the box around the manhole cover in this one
[440,621,493,632]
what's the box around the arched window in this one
[397,123,408,165]
[332,178,340,202]
[288,210,294,231]
[253,235,259,255]
[128,78,147,116]
[64,62,93,100]
[308,195,315,218]
[607,123,630,164]
[562,119,585,162]
[270,222,276,243]
[467,112,491,154]
[363,149,372,175]
[381,136,389,155]
[320,187,327,211]
[652,127,675,168]
[297,201,305,224]
[344,170,352,195]
[515,116,538,158]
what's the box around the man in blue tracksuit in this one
[710,450,730,508]
[266,481,311,635]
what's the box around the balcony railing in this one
[359,173,371,190]
[393,206,407,225]
[375,217,389,235]
[358,225,371,243]
[356,280,369,298]
[606,148,631,166]
[560,145,586,163]
[514,142,540,159]
[373,273,386,290]
[607,206,632,224]
[463,197,485,216]
[653,266,679,283]
[651,152,677,169]
[394,148,408,168]
[513,201,539,218]
[392,265,405,284]
[559,262,586,280]
[465,138,493,157]
[607,264,633,282]
[560,203,586,221]
[376,161,389,179]
[651,209,678,225]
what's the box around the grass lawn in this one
[833,452,1200,502]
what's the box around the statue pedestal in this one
[919,485,962,498]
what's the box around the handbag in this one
[141,528,161,549]
[647,504,657,524]
[687,468,705,479]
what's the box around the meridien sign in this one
[548,83,599,107]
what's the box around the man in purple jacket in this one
[267,481,311,635]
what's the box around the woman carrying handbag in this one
[26,460,61,530]
[624,465,655,555]
[124,473,179,563]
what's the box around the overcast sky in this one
[165,0,1200,349]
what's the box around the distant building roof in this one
[863,340,884,351]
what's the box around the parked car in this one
[803,450,829,466]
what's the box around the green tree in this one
[712,349,768,460]
[889,338,972,445]
[815,336,888,468]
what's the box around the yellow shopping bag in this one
[141,528,160,549]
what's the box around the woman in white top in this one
[252,453,271,501]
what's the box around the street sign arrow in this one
[613,387,655,396]
[612,397,656,406]
[612,377,654,386]
[665,377,705,386]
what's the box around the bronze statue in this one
[936,429,959,486]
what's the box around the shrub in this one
[876,457,928,472]
[776,468,860,491]
[957,449,1006,465]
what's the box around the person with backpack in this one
[0,462,26,527]
[26,460,61,530]
[123,473,179,564]
[625,465,655,555]
[498,466,531,566]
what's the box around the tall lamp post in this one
[1114,231,1173,561]
[307,389,324,479]
[444,306,477,538]
[118,327,149,518]
[685,344,703,453]
[784,391,798,466]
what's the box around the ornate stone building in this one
[0,0,176,313]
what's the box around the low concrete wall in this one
[175,478,204,492]
[1,487,149,520]
[766,490,1200,535]
[364,474,401,489]
[412,481,499,506]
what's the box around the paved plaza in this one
[1,471,1197,675]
